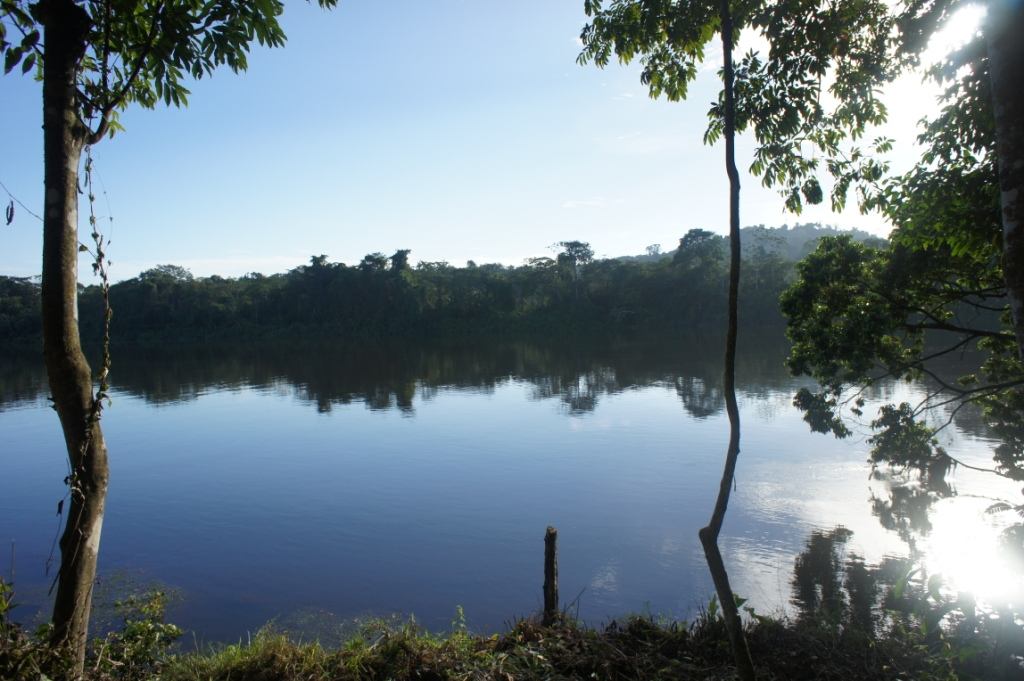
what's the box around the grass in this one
[154,612,962,681]
[4,577,1018,680]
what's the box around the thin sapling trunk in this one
[697,1,756,679]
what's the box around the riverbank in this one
[160,616,958,681]
[1,582,1013,681]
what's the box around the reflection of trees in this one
[1,333,797,416]
[791,527,915,634]
[792,527,856,625]
[674,377,722,419]
[528,368,619,414]
[2,330,931,423]
[0,349,46,411]
[790,525,1024,677]
[869,465,954,549]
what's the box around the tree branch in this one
[1,5,45,59]
[86,0,165,144]
[905,319,1014,340]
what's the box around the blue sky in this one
[0,1,962,281]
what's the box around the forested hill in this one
[618,222,887,263]
[1,224,884,343]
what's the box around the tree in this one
[140,264,194,283]
[778,0,1024,514]
[576,0,961,675]
[986,0,1024,359]
[0,0,337,674]
[580,1,758,676]
[553,240,594,305]
[555,240,594,279]
[359,252,388,272]
[389,249,411,273]
[581,0,1024,662]
[674,228,725,268]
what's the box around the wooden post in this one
[543,526,559,626]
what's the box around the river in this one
[1,332,1020,642]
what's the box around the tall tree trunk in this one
[38,1,108,677]
[697,1,756,679]
[987,0,1024,361]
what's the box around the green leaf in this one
[21,51,34,74]
[4,46,22,74]
[892,566,921,600]
[19,29,38,48]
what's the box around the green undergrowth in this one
[5,579,1018,681]
[159,614,961,681]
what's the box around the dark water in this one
[1,333,1020,641]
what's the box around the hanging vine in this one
[48,145,114,587]
[67,146,113,497]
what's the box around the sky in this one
[0,1,982,281]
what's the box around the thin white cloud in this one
[561,198,608,209]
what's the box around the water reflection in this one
[927,497,1024,606]
[0,334,795,416]
[791,527,861,625]
[3,333,1022,641]
[0,348,47,410]
[789,524,1024,677]
[674,376,724,419]
[868,467,954,549]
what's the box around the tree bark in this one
[697,1,756,679]
[37,0,109,676]
[987,0,1024,361]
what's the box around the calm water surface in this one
[1,334,1020,641]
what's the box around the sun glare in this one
[924,498,1024,608]
[922,4,987,64]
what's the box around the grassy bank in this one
[157,615,960,681]
[4,581,1016,681]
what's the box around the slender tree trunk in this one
[38,1,108,677]
[697,1,756,679]
[987,0,1024,360]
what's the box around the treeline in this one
[0,224,884,343]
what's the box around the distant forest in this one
[1,223,884,343]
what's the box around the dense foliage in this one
[778,0,1024,482]
[0,224,880,345]
[0,275,39,339]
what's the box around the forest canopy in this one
[0,224,882,343]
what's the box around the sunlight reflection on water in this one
[925,497,1024,608]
